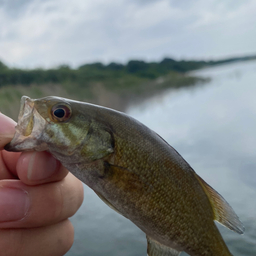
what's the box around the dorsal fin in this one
[147,236,181,256]
[195,174,244,234]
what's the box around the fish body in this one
[5,96,244,256]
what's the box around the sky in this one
[0,0,256,68]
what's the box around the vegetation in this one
[0,54,255,118]
[0,55,255,88]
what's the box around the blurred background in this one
[1,0,256,255]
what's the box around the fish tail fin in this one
[195,174,245,234]
[147,236,181,256]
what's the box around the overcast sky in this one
[0,0,256,68]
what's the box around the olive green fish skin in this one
[66,102,230,256]
[6,96,236,256]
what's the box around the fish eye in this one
[51,104,72,122]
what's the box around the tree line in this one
[0,55,255,87]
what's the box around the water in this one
[67,60,256,255]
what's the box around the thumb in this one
[0,113,16,150]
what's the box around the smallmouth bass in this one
[5,96,244,256]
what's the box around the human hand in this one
[0,113,84,256]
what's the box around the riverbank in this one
[0,71,208,119]
[1,54,255,119]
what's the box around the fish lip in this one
[4,142,19,152]
[5,96,48,152]
[18,96,31,121]
[16,96,35,134]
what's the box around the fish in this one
[5,96,244,256]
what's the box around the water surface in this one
[67,60,256,255]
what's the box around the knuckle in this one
[59,220,75,253]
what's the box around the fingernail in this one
[26,152,58,180]
[0,187,30,222]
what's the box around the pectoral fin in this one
[147,236,181,256]
[195,174,245,234]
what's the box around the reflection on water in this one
[67,60,256,256]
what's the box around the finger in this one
[0,173,84,229]
[15,151,69,185]
[0,113,16,150]
[2,150,68,185]
[0,151,17,179]
[0,113,19,179]
[0,219,74,256]
[0,114,68,183]
[1,150,20,177]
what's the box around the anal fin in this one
[195,174,245,234]
[147,236,181,256]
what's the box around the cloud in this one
[0,0,35,16]
[0,0,255,68]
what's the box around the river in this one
[67,60,256,256]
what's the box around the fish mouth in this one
[5,96,48,152]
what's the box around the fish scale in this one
[5,96,244,256]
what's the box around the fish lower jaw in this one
[5,133,48,152]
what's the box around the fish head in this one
[5,96,86,160]
[5,96,114,165]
